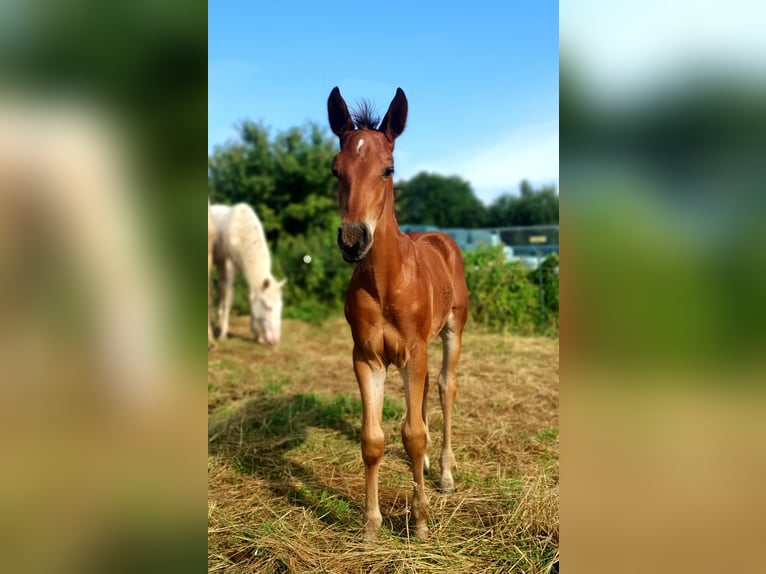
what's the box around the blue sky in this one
[209,1,559,205]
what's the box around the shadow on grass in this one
[209,390,405,533]
[221,331,254,343]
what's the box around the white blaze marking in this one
[356,138,365,154]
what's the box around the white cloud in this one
[561,0,766,98]
[403,120,559,205]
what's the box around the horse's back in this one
[211,203,265,245]
[211,202,258,233]
[211,203,270,270]
[408,232,467,296]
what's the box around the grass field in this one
[208,316,559,573]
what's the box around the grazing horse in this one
[210,203,285,345]
[327,87,468,539]
[208,201,217,350]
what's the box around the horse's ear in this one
[278,278,287,288]
[379,87,408,143]
[327,87,355,139]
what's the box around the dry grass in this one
[208,316,559,573]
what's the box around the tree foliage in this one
[208,121,339,242]
[396,172,487,227]
[395,172,559,229]
[208,121,351,320]
[485,180,559,227]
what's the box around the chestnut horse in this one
[327,87,468,539]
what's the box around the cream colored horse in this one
[210,203,285,344]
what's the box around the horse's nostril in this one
[339,223,366,247]
[338,223,372,262]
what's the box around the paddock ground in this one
[208,316,559,573]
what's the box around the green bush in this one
[463,246,559,335]
[215,242,559,335]
[274,228,353,323]
[537,252,559,313]
[211,231,352,325]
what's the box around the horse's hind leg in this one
[422,371,431,476]
[438,311,464,493]
[208,250,217,349]
[217,258,235,340]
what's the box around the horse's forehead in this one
[342,130,389,156]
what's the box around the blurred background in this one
[0,1,205,572]
[561,1,766,573]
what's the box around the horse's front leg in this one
[353,346,387,540]
[399,343,430,538]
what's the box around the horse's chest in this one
[347,295,446,370]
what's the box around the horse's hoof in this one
[440,486,456,494]
[363,511,382,541]
[413,525,429,539]
[363,527,379,542]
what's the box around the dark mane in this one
[351,99,380,130]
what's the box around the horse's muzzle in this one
[338,222,372,263]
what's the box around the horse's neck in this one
[232,232,271,292]
[362,197,406,299]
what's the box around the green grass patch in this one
[262,375,290,395]
[283,299,343,324]
[538,428,558,442]
[382,395,405,420]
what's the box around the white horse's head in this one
[249,276,286,345]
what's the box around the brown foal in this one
[327,87,468,539]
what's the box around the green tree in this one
[208,121,338,244]
[396,172,487,227]
[208,121,350,319]
[486,180,559,227]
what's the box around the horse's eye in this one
[382,165,394,178]
[332,167,339,177]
